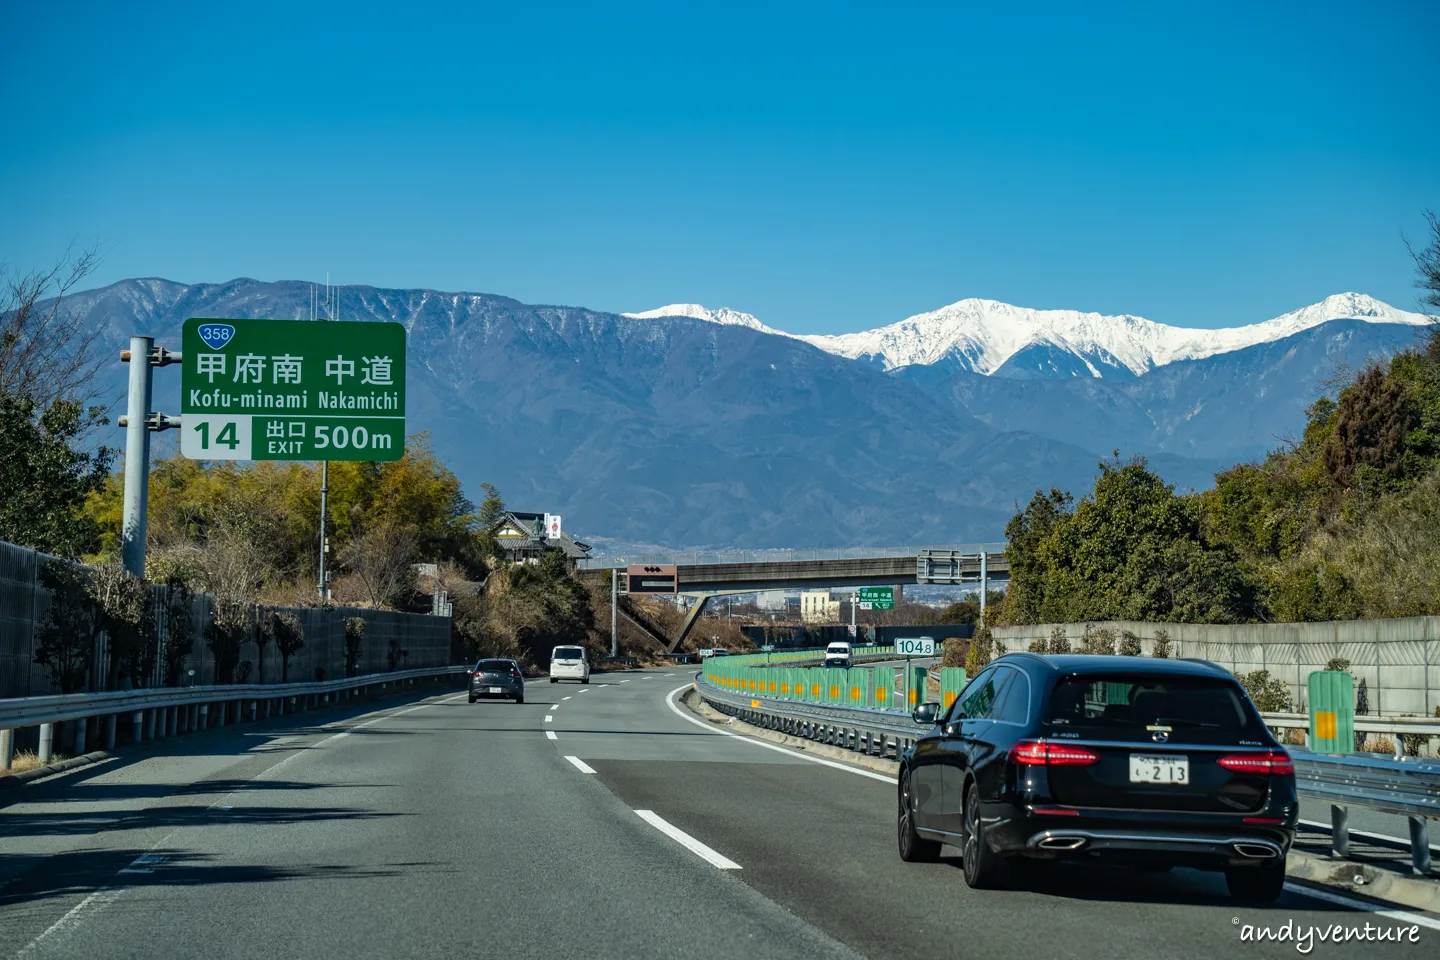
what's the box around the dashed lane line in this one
[635,810,741,870]
[564,755,597,774]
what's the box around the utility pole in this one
[317,461,330,600]
[119,337,181,577]
[610,568,619,658]
[315,281,333,601]
[979,551,988,625]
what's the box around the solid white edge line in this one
[15,887,125,959]
[545,730,558,740]
[564,755,597,774]
[1281,883,1440,931]
[636,809,741,869]
[664,684,896,785]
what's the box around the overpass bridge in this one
[577,544,1008,651]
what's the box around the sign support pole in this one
[120,336,155,578]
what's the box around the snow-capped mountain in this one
[628,292,1434,378]
[623,303,783,336]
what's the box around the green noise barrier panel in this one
[1307,670,1355,755]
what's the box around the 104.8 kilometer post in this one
[179,317,407,461]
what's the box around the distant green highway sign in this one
[857,586,894,611]
[180,318,406,461]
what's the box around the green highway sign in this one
[180,318,406,461]
[856,586,894,611]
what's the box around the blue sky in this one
[3,1,1438,334]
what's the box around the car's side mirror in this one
[912,702,942,725]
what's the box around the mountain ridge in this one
[629,292,1434,379]
[47,276,1434,550]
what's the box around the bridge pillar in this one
[668,595,711,653]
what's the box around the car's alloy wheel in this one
[962,785,1011,889]
[897,770,941,863]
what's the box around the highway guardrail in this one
[1,665,469,770]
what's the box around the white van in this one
[549,645,591,684]
[824,641,853,667]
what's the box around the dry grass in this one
[0,749,69,777]
[1361,735,1397,755]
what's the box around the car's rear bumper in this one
[469,682,522,698]
[986,806,1294,868]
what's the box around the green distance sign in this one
[857,586,894,610]
[180,318,406,461]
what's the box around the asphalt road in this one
[1,670,1435,960]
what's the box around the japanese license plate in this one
[488,686,503,694]
[1129,753,1189,784]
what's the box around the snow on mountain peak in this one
[622,303,782,336]
[625,293,1433,378]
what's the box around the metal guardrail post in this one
[37,723,53,763]
[1331,804,1350,858]
[1410,818,1432,876]
[104,714,117,749]
[0,727,13,769]
[131,711,144,745]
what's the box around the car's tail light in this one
[1243,816,1285,824]
[1217,750,1293,775]
[1009,739,1100,766]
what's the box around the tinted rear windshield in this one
[1045,675,1255,732]
[474,660,513,672]
[827,646,850,653]
[552,647,586,660]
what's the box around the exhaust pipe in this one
[1037,836,1088,851]
[1233,842,1279,859]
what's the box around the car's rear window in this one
[552,647,585,660]
[1045,675,1255,733]
[474,659,513,672]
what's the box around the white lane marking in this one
[635,810,741,870]
[548,705,559,711]
[545,730,558,740]
[1281,883,1440,930]
[117,854,167,875]
[15,887,126,959]
[620,679,630,683]
[564,755,597,774]
[562,696,572,701]
[544,715,553,723]
[664,684,896,785]
[577,689,588,694]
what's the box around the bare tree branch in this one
[0,242,107,409]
